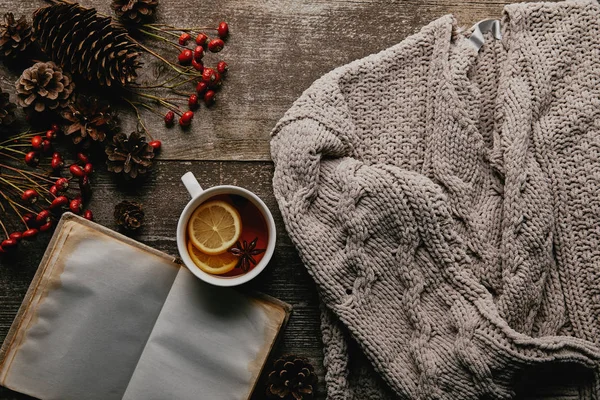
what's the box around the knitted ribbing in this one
[271,1,600,398]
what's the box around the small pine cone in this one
[15,61,74,113]
[33,3,141,87]
[111,0,158,25]
[106,131,155,179]
[0,13,34,58]
[266,355,317,400]
[0,87,16,126]
[114,200,144,231]
[62,95,117,145]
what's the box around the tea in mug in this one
[186,194,268,277]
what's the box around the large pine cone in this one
[62,95,117,145]
[112,0,158,24]
[114,200,144,231]
[0,87,16,126]
[266,355,317,400]
[32,3,141,87]
[106,131,154,179]
[16,61,75,112]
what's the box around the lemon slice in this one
[187,241,238,275]
[188,200,242,255]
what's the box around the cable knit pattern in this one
[271,1,600,398]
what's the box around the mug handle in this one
[181,172,204,198]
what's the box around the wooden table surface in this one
[0,0,592,399]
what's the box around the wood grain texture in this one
[0,0,587,399]
[0,0,555,161]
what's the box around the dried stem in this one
[122,98,153,140]
[0,216,9,239]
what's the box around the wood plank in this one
[0,160,326,399]
[0,0,542,161]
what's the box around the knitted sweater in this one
[271,1,600,398]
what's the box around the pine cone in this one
[32,3,141,87]
[106,131,155,179]
[266,355,317,400]
[61,95,117,145]
[0,13,34,58]
[0,87,16,126]
[111,0,158,25]
[114,200,144,231]
[15,61,75,113]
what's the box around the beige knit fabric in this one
[271,1,600,398]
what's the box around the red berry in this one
[217,22,229,39]
[40,221,53,232]
[1,239,17,249]
[21,189,39,204]
[191,59,204,72]
[193,45,204,61]
[195,33,209,46]
[208,38,224,53]
[46,129,56,140]
[202,67,216,84]
[31,135,43,150]
[51,123,60,132]
[55,177,69,191]
[149,140,162,150]
[79,176,91,198]
[51,157,64,170]
[188,94,199,110]
[164,110,175,126]
[9,232,22,241]
[217,61,228,74]
[178,49,193,65]
[209,71,222,89]
[178,32,191,45]
[36,210,51,225]
[50,195,69,209]
[69,198,82,214]
[179,111,194,127]
[70,164,85,178]
[25,151,39,167]
[23,213,36,227]
[83,210,94,221]
[84,163,93,175]
[22,228,38,240]
[204,90,216,106]
[52,152,61,159]
[77,152,89,164]
[196,81,208,95]
[41,139,52,153]
[49,185,58,196]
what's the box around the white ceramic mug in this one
[177,172,276,287]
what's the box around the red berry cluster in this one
[167,21,230,128]
[1,127,94,254]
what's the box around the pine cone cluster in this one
[106,131,155,179]
[0,87,16,127]
[33,3,141,87]
[0,13,33,58]
[266,355,317,400]
[111,0,158,24]
[114,200,144,231]
[15,61,74,112]
[62,95,117,145]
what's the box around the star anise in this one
[229,237,265,272]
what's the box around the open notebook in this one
[0,213,291,400]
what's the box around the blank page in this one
[122,267,287,400]
[0,220,179,400]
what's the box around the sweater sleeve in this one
[271,109,600,400]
